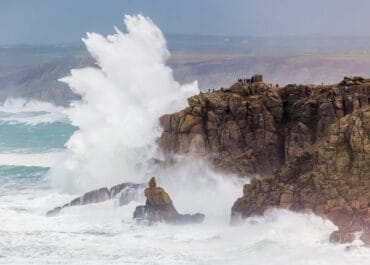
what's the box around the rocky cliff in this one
[232,105,370,244]
[160,76,370,176]
[160,76,370,244]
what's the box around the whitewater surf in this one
[1,15,370,265]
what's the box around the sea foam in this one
[0,98,68,125]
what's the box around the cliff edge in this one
[160,75,370,244]
[160,76,370,176]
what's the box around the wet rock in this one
[46,182,145,216]
[133,177,205,224]
[109,182,145,206]
[46,206,62,217]
[133,205,146,219]
[80,188,110,204]
[159,75,370,244]
[329,230,356,244]
[231,105,370,245]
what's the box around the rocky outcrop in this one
[231,105,370,245]
[133,177,205,224]
[46,182,144,216]
[160,76,370,176]
[158,76,370,244]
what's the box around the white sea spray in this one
[48,15,198,192]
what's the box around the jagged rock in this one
[133,177,205,224]
[78,188,110,204]
[160,77,370,176]
[46,182,145,216]
[157,76,370,244]
[110,182,144,206]
[231,105,370,245]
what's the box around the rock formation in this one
[133,177,205,224]
[46,182,144,216]
[232,105,370,244]
[160,76,370,244]
[160,76,370,176]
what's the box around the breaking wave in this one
[0,98,68,125]
[0,151,64,167]
[48,15,199,192]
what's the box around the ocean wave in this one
[0,98,69,125]
[48,15,199,193]
[0,98,64,114]
[0,151,65,167]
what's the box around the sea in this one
[1,14,370,265]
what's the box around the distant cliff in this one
[4,44,370,106]
[159,75,370,245]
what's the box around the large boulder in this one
[46,182,145,216]
[133,177,205,224]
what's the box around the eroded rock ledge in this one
[160,76,370,176]
[47,182,145,216]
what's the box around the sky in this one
[1,0,370,45]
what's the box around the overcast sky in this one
[1,0,370,45]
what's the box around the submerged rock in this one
[133,177,205,224]
[46,182,144,216]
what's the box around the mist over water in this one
[2,14,370,265]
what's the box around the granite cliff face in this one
[160,76,370,176]
[232,105,370,244]
[160,76,370,244]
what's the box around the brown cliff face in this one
[232,105,370,244]
[160,76,370,244]
[160,76,370,176]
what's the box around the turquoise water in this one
[0,111,75,152]
[0,107,74,193]
[0,166,49,192]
